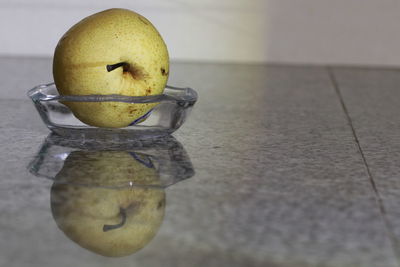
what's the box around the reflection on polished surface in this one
[5,58,395,266]
[29,133,195,188]
[27,134,194,257]
[51,183,166,257]
[52,150,160,187]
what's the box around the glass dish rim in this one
[27,82,198,104]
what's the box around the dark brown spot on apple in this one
[161,68,168,76]
[146,88,151,94]
[157,200,164,209]
[124,64,147,80]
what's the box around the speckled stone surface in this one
[332,67,400,258]
[0,56,398,266]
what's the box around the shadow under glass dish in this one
[27,83,198,140]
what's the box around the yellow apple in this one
[50,150,165,257]
[53,8,169,128]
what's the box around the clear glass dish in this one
[27,83,198,140]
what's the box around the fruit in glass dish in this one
[53,8,169,128]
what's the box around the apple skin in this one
[53,8,169,128]
[50,150,165,257]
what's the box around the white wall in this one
[1,0,400,66]
[0,0,267,63]
[265,0,400,66]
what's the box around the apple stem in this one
[106,62,129,72]
[103,207,127,232]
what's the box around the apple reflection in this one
[28,134,194,257]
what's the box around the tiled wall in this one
[1,0,400,65]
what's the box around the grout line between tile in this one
[327,66,400,266]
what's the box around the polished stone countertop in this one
[1,56,400,267]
